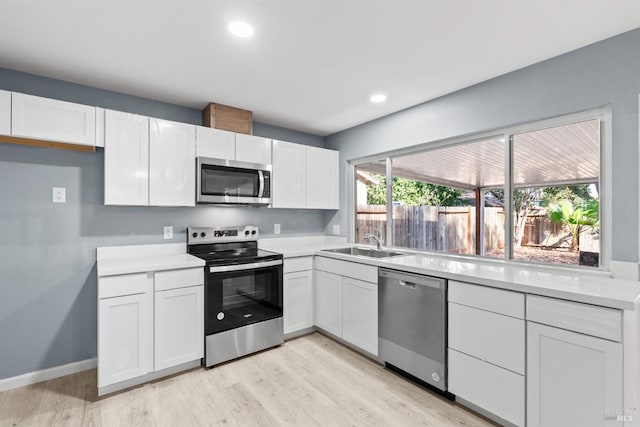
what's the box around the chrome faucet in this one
[364,233,384,251]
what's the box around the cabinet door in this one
[104,110,149,205]
[98,291,153,388]
[235,134,272,164]
[149,118,196,206]
[272,140,306,208]
[342,277,378,355]
[305,146,339,209]
[195,126,235,159]
[314,270,342,337]
[527,322,623,427]
[283,270,313,334]
[11,92,96,146]
[155,285,204,370]
[0,90,10,135]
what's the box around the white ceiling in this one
[0,1,638,136]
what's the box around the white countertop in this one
[318,251,640,310]
[260,236,640,310]
[97,243,205,277]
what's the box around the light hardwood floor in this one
[0,333,495,426]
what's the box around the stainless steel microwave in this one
[196,157,272,206]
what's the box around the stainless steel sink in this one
[321,247,405,258]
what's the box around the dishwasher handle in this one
[379,268,445,290]
[398,280,417,289]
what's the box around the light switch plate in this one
[274,224,281,234]
[52,187,66,203]
[163,226,173,239]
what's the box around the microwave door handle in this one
[258,170,265,198]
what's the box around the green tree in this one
[550,199,599,252]
[367,175,468,206]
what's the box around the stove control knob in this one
[200,232,206,238]
[251,230,257,235]
[192,232,198,238]
[245,230,250,235]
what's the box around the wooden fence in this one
[357,205,505,254]
[357,205,598,254]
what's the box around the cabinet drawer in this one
[283,256,313,274]
[527,295,622,342]
[155,268,204,291]
[314,256,377,283]
[449,280,524,318]
[99,273,153,299]
[449,349,524,427]
[448,302,525,374]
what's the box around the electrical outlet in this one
[274,224,281,234]
[333,224,340,235]
[52,187,66,203]
[163,226,173,239]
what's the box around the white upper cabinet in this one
[306,146,339,209]
[11,93,96,146]
[272,140,307,208]
[196,127,272,165]
[104,110,149,206]
[272,139,339,209]
[235,133,272,164]
[149,118,196,206]
[0,90,10,135]
[195,126,235,159]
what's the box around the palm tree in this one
[549,200,599,252]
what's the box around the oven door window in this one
[206,264,282,334]
[201,165,260,198]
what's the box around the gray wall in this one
[326,28,640,263]
[0,69,327,380]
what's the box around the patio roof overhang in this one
[360,119,600,190]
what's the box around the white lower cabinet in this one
[314,270,343,337]
[448,280,525,426]
[155,285,204,370]
[342,277,378,355]
[527,317,623,427]
[98,267,204,395]
[449,349,525,426]
[284,256,314,334]
[98,282,153,388]
[314,257,378,356]
[284,270,314,334]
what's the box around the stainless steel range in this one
[187,225,283,367]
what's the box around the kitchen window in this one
[351,109,609,269]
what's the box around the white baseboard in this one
[0,358,97,393]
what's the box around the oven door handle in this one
[209,259,282,273]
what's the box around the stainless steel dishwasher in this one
[379,268,447,392]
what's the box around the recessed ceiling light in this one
[370,93,387,103]
[228,21,254,38]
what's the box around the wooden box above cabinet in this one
[202,102,252,135]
